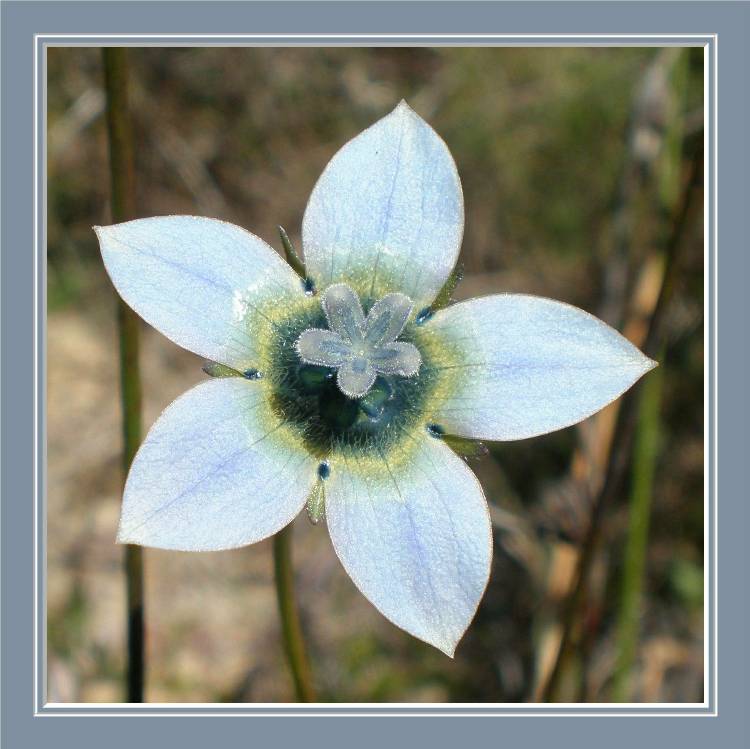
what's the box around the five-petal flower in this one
[95,101,655,656]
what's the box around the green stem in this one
[611,355,664,701]
[102,47,145,703]
[272,523,317,701]
[540,148,702,703]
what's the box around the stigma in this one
[294,283,422,398]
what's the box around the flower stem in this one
[102,47,145,703]
[540,147,702,703]
[272,523,316,701]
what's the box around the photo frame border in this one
[3,2,744,747]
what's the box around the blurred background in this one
[47,46,705,703]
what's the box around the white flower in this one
[95,101,655,656]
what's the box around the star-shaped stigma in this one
[295,283,422,398]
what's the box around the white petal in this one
[302,101,464,310]
[336,357,377,398]
[296,328,351,367]
[118,378,317,551]
[325,431,492,656]
[427,294,657,440]
[96,216,303,371]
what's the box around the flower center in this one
[294,283,422,399]
[263,285,437,459]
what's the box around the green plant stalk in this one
[657,50,689,210]
[611,355,664,701]
[540,147,702,703]
[102,47,145,703]
[273,523,317,701]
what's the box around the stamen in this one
[426,423,445,438]
[337,357,377,399]
[415,307,433,325]
[368,342,421,377]
[296,329,351,368]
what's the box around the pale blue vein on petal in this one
[325,432,492,656]
[301,101,464,310]
[427,294,657,441]
[95,216,302,371]
[117,378,318,551]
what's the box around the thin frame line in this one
[34,32,718,716]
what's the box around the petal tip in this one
[632,350,659,377]
[394,98,413,115]
[391,99,428,128]
[116,511,146,545]
[411,627,464,658]
[438,639,459,659]
[115,526,136,546]
[93,223,123,255]
[94,221,126,236]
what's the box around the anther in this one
[317,461,331,480]
[415,307,433,325]
[426,423,445,439]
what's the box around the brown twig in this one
[540,145,703,703]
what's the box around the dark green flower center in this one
[267,301,438,459]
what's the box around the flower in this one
[95,101,655,656]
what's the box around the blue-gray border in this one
[3,1,747,746]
